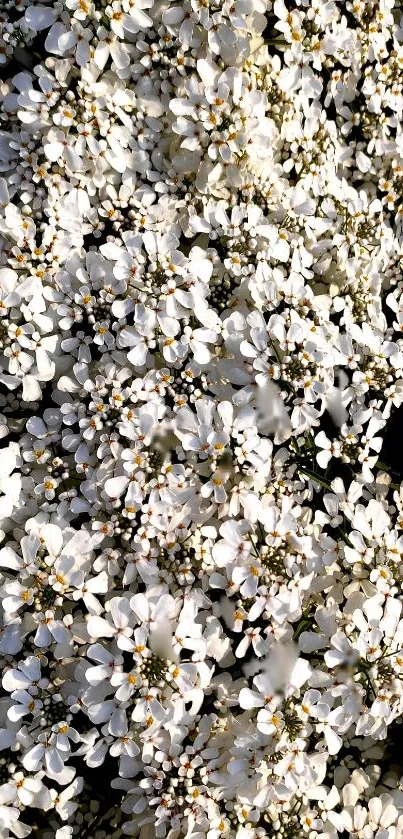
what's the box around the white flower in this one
[87,597,135,651]
[3,0,403,832]
[0,774,45,807]
[0,447,21,519]
[25,4,57,31]
[3,656,47,694]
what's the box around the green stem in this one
[297,466,332,491]
[81,805,116,839]
[249,535,260,559]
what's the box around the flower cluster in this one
[3,0,403,837]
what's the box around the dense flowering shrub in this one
[3,0,403,837]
